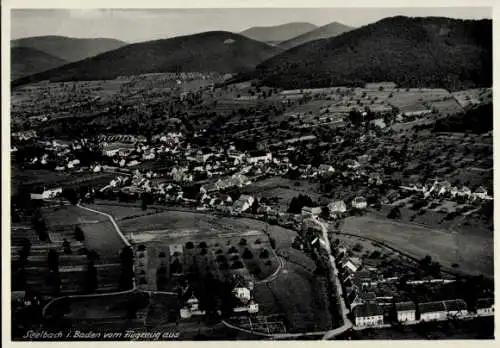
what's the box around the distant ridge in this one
[254,16,492,91]
[11,35,127,62]
[240,22,318,44]
[278,21,354,50]
[12,31,282,85]
[11,46,68,80]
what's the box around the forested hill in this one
[12,31,281,85]
[11,47,67,80]
[254,16,492,91]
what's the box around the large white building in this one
[395,301,416,322]
[353,303,384,327]
[247,150,272,164]
[419,301,447,321]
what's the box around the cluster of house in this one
[179,276,259,319]
[21,139,88,171]
[300,196,367,219]
[333,245,494,328]
[400,180,492,201]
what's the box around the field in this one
[11,204,126,296]
[93,206,333,333]
[338,214,493,277]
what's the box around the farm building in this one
[418,301,447,321]
[476,298,494,316]
[395,301,417,322]
[301,206,322,218]
[353,303,384,327]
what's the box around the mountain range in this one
[12,31,281,85]
[278,21,354,50]
[240,22,318,45]
[11,16,492,91]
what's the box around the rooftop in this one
[353,303,383,318]
[418,301,446,313]
[476,298,494,309]
[395,301,416,312]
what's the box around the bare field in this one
[339,215,493,277]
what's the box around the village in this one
[10,74,494,339]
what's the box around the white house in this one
[180,294,206,319]
[232,284,259,314]
[343,257,363,274]
[232,195,255,213]
[247,150,272,164]
[352,196,368,209]
[353,303,384,327]
[395,301,417,322]
[476,298,494,316]
[419,301,447,321]
[473,186,489,200]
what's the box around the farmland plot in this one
[339,214,493,277]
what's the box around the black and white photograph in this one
[3,1,495,342]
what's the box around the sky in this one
[11,7,492,43]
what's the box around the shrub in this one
[242,248,253,259]
[260,249,270,259]
[159,251,166,258]
[185,241,194,249]
[231,261,244,269]
[199,241,208,249]
[239,238,247,246]
[228,246,238,254]
[352,243,363,252]
[255,239,262,244]
[216,255,227,263]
